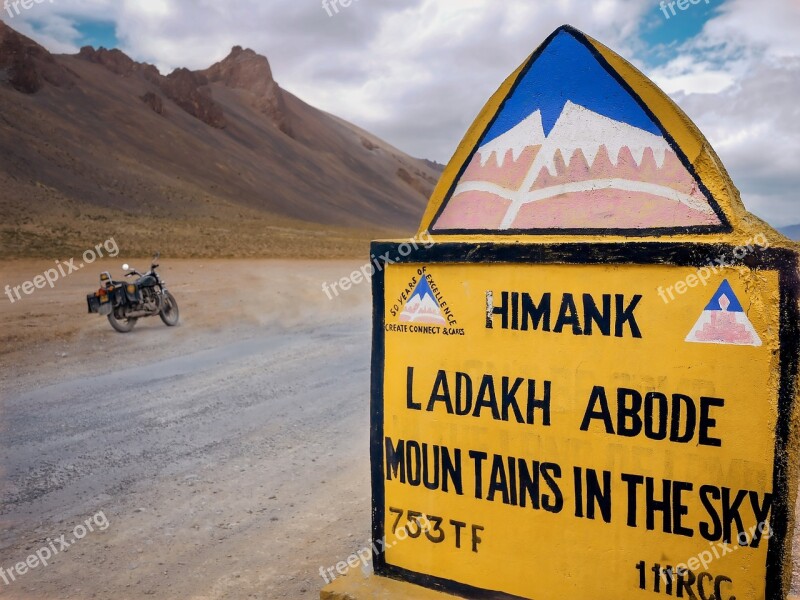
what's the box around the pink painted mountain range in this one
[434,102,721,230]
[400,293,446,324]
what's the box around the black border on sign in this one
[370,241,799,600]
[427,25,732,236]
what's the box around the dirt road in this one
[1,259,374,599]
[2,258,800,599]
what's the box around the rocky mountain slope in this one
[0,21,441,258]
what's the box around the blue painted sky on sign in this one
[704,280,745,312]
[409,276,439,306]
[481,29,662,143]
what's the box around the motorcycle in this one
[86,252,180,333]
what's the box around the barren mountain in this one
[0,21,441,258]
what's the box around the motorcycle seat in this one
[136,275,157,287]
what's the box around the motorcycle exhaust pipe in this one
[122,310,156,318]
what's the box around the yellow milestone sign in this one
[371,249,799,600]
[347,23,800,600]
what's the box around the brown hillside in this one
[0,21,441,258]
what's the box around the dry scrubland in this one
[0,193,401,260]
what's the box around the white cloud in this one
[648,0,800,226]
[673,58,800,226]
[7,14,81,53]
[650,54,739,94]
[703,0,800,59]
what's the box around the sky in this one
[2,0,799,227]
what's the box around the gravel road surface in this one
[1,259,373,599]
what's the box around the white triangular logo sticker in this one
[685,280,761,346]
[400,277,446,325]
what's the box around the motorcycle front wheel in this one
[108,311,138,333]
[159,291,179,326]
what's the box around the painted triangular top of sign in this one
[424,26,732,236]
[686,279,761,346]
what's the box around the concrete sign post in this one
[321,25,800,600]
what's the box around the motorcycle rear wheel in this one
[108,312,138,333]
[159,291,179,326]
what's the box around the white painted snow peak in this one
[478,110,546,167]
